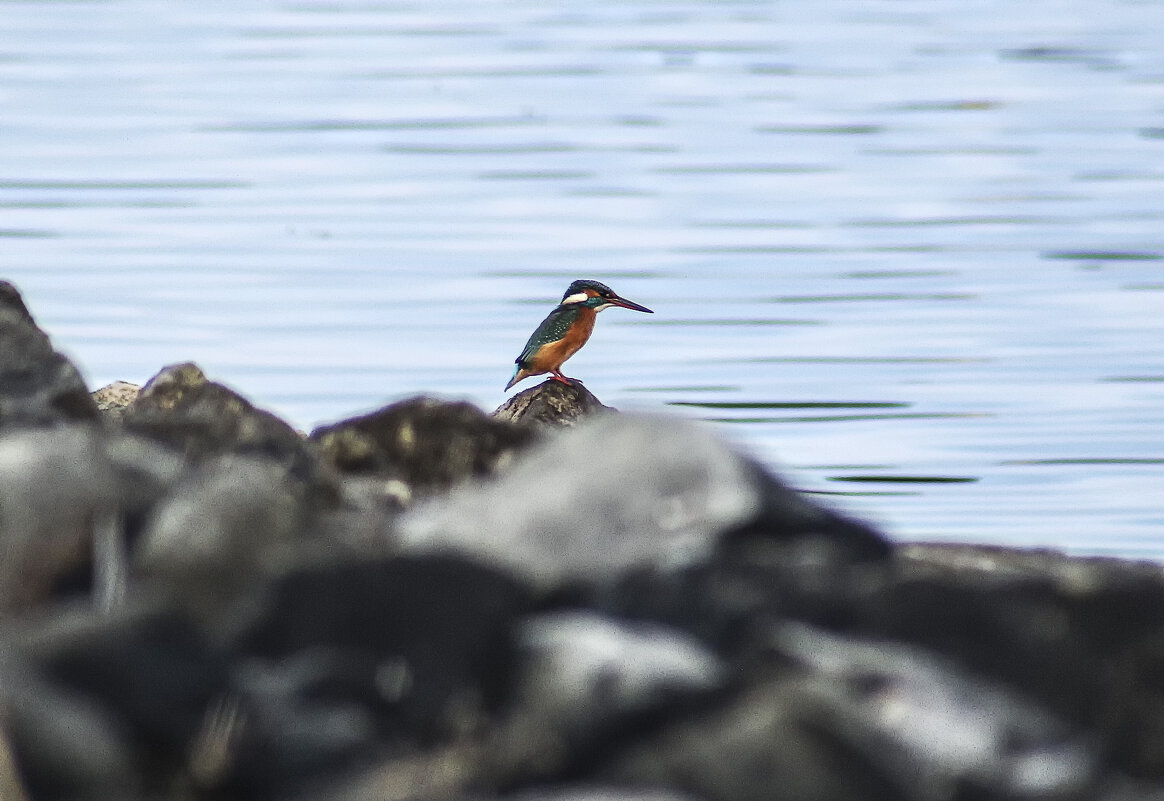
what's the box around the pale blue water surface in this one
[2,1,1162,554]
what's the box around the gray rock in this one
[600,674,891,801]
[398,414,762,588]
[0,281,98,428]
[135,454,316,595]
[0,426,116,618]
[773,621,1098,799]
[511,611,723,741]
[102,431,188,530]
[479,611,724,786]
[0,658,139,798]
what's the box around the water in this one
[2,0,1162,555]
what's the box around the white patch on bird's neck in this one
[593,302,614,312]
[561,292,589,305]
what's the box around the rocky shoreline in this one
[1,278,1163,800]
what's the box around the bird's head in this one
[559,279,653,314]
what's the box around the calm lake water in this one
[2,1,1162,555]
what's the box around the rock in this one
[481,611,724,784]
[493,380,611,429]
[399,413,888,591]
[511,612,722,741]
[499,790,703,801]
[598,673,894,801]
[0,724,30,801]
[0,280,36,323]
[121,363,338,529]
[92,380,141,420]
[310,779,703,801]
[312,397,536,506]
[0,660,140,799]
[598,618,1101,801]
[1,600,227,798]
[589,511,890,656]
[0,426,116,619]
[0,280,98,428]
[134,454,319,599]
[101,431,188,541]
[773,621,1098,799]
[196,655,380,795]
[295,609,725,801]
[123,363,314,471]
[231,554,535,748]
[874,543,1164,780]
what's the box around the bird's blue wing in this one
[515,306,580,366]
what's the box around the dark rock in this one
[589,516,890,658]
[0,280,35,323]
[310,780,703,801]
[478,611,724,786]
[598,620,1101,801]
[197,655,380,795]
[232,554,535,748]
[177,554,535,798]
[0,280,99,428]
[123,362,315,472]
[772,621,1098,799]
[0,426,116,619]
[2,600,227,797]
[289,608,725,801]
[872,544,1164,780]
[493,380,611,429]
[0,659,140,799]
[598,673,899,801]
[312,397,536,506]
[399,413,888,591]
[499,790,703,801]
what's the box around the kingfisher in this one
[505,279,653,390]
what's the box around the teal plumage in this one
[505,279,653,390]
[515,306,583,369]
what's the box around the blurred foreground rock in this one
[1,280,1164,800]
[0,280,98,426]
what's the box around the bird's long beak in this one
[610,295,653,313]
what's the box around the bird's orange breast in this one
[526,308,596,371]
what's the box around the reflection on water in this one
[1,0,1163,556]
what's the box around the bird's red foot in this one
[549,373,575,385]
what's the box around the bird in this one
[505,279,653,390]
